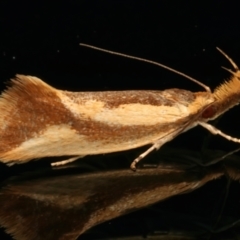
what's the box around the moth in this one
[0,44,240,170]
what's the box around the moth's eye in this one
[202,106,215,119]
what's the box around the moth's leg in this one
[131,145,158,170]
[190,147,240,167]
[51,155,85,167]
[130,133,178,171]
[199,122,240,143]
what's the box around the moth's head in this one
[213,48,240,101]
[207,48,240,120]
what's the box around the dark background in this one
[1,1,240,239]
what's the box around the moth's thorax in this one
[0,75,213,164]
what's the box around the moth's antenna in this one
[80,43,211,93]
[221,66,237,76]
[216,47,239,71]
